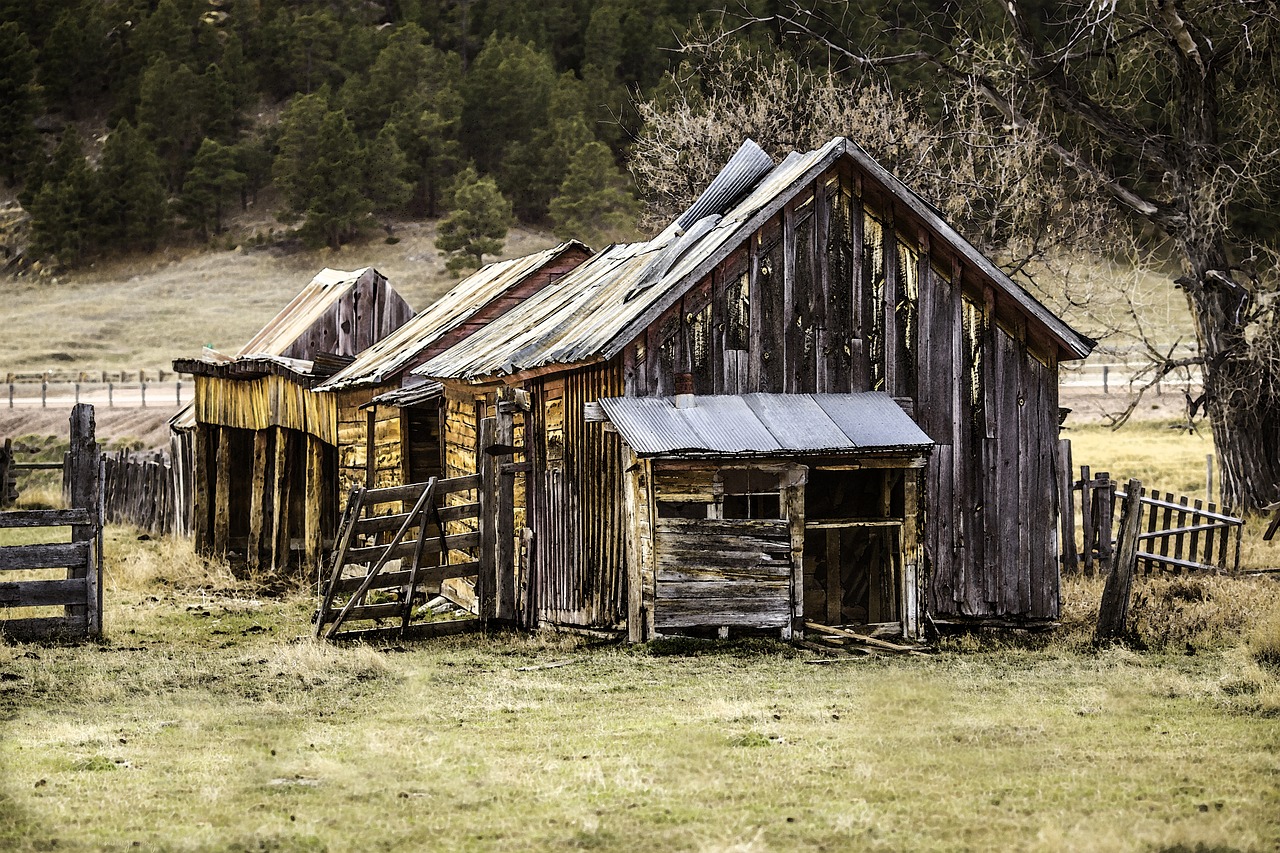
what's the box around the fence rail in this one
[5,379,185,409]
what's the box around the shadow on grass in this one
[636,636,804,659]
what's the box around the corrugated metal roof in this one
[415,136,1092,384]
[370,380,444,408]
[598,392,934,458]
[238,267,379,357]
[317,242,588,392]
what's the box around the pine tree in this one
[339,23,464,218]
[28,129,96,263]
[94,119,168,251]
[461,35,556,176]
[435,166,512,273]
[137,58,207,191]
[363,124,411,215]
[273,91,369,249]
[179,138,245,239]
[548,140,639,246]
[0,22,41,185]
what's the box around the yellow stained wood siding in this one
[333,385,404,506]
[193,375,337,445]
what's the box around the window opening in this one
[726,271,750,351]
[895,240,920,398]
[863,212,886,390]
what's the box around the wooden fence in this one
[0,405,103,638]
[1065,458,1243,575]
[100,450,184,536]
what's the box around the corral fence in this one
[1059,443,1244,576]
[2,425,191,539]
[0,404,103,639]
[4,369,185,409]
[99,447,191,537]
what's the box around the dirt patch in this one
[0,406,180,449]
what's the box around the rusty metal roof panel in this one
[414,142,844,382]
[598,392,933,458]
[317,242,588,391]
[415,134,1091,382]
[369,379,444,408]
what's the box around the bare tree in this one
[643,4,1280,510]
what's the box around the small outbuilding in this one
[407,136,1093,640]
[313,241,590,501]
[173,267,413,572]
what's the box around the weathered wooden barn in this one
[404,136,1093,640]
[313,241,590,502]
[172,267,413,572]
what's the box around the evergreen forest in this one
[0,0,787,265]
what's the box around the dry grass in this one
[2,222,561,373]
[1,533,1280,852]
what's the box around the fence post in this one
[66,404,103,636]
[140,380,147,408]
[176,381,182,406]
[1096,478,1143,642]
[108,382,114,407]
[7,382,12,408]
[1102,365,1109,394]
[41,377,47,408]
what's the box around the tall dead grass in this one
[104,526,239,594]
[1059,571,1280,652]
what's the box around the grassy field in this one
[1,530,1279,853]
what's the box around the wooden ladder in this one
[314,475,484,642]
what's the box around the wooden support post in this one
[1096,478,1143,642]
[304,433,324,577]
[365,408,376,488]
[271,428,292,572]
[1058,440,1078,574]
[192,425,211,551]
[477,416,497,623]
[247,431,270,571]
[783,465,807,640]
[66,404,102,635]
[621,446,646,643]
[495,392,516,622]
[901,468,920,640]
[212,426,231,557]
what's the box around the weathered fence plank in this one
[1096,478,1143,642]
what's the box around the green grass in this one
[2,534,1280,852]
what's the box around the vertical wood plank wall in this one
[619,161,1064,621]
[528,363,626,628]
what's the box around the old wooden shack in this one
[313,242,590,501]
[172,267,413,573]
[405,137,1093,640]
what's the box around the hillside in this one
[0,221,562,374]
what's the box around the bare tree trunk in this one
[1186,268,1280,510]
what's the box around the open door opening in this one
[802,468,905,630]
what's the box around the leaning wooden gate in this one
[1062,458,1243,575]
[0,405,104,638]
[314,474,487,641]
